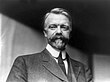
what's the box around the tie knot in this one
[57,52,66,61]
[59,52,62,58]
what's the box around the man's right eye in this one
[48,25,57,29]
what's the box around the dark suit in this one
[6,49,93,82]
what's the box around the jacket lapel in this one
[41,49,68,82]
[69,57,81,81]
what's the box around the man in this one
[6,8,93,82]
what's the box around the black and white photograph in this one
[0,0,110,82]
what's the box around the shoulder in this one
[14,51,44,65]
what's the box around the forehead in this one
[45,13,70,25]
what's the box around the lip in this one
[56,36,62,38]
[54,37,63,40]
[54,35,64,39]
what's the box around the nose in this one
[56,25,62,33]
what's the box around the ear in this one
[43,31,47,37]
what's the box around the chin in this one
[48,39,67,50]
[52,43,66,50]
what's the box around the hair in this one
[43,8,72,30]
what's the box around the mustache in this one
[50,34,68,42]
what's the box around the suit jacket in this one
[6,49,93,82]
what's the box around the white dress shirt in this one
[46,44,68,74]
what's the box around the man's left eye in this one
[60,25,70,31]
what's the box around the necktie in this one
[57,52,66,75]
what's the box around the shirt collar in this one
[46,44,66,59]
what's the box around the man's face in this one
[44,13,72,50]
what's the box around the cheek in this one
[63,32,70,38]
[46,31,55,38]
